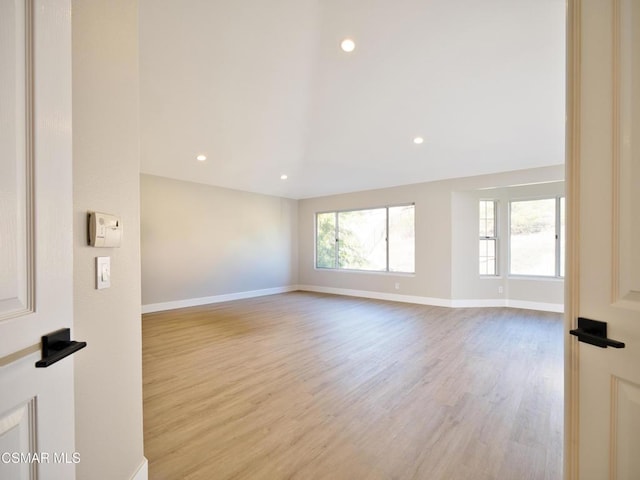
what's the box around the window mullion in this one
[334,211,339,269]
[493,200,498,276]
[555,196,561,277]
[385,207,390,272]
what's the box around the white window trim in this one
[507,195,565,279]
[315,203,415,274]
[479,199,499,277]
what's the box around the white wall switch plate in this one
[96,256,111,289]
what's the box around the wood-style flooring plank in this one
[143,292,563,480]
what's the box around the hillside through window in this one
[509,197,565,277]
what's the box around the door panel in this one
[567,0,640,479]
[0,399,36,480]
[0,0,34,321]
[612,377,640,479]
[615,0,640,308]
[0,0,75,479]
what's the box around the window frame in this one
[479,199,499,277]
[314,203,415,274]
[507,195,565,279]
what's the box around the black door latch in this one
[569,317,625,349]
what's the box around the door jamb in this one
[565,0,581,479]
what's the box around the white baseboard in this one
[142,285,564,315]
[130,458,148,480]
[297,285,452,307]
[297,285,564,313]
[507,299,564,313]
[142,286,298,314]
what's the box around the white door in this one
[0,0,75,479]
[566,0,640,479]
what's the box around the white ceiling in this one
[139,0,565,199]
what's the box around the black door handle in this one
[35,328,87,367]
[570,317,625,349]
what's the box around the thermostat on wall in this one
[88,211,122,247]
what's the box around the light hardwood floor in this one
[143,292,563,480]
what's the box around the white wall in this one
[72,1,146,478]
[140,167,563,312]
[141,174,298,311]
[298,166,564,310]
[299,181,451,300]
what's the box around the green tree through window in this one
[315,205,415,273]
[316,213,336,268]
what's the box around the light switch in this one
[96,256,111,289]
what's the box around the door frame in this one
[565,1,581,478]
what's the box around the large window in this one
[479,200,498,275]
[509,197,565,277]
[316,205,415,273]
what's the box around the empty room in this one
[2,0,638,479]
[139,1,566,479]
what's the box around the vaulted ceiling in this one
[139,0,565,199]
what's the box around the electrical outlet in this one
[395,282,400,290]
[498,286,504,294]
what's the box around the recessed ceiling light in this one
[196,154,207,161]
[413,137,424,145]
[280,174,288,180]
[340,38,356,53]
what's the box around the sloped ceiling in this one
[139,0,565,199]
